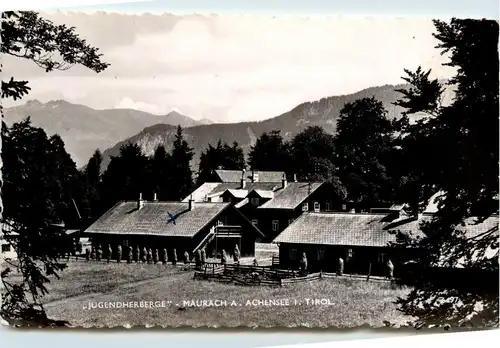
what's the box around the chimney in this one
[282,173,288,189]
[252,170,259,182]
[153,193,158,202]
[349,208,356,214]
[241,169,246,189]
[188,194,195,211]
[137,192,145,210]
[293,174,297,182]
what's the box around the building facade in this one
[84,195,265,261]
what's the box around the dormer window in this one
[302,202,309,212]
[313,202,320,212]
[250,197,260,206]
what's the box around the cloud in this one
[4,15,456,123]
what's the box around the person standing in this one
[107,244,112,263]
[116,244,122,263]
[134,245,140,263]
[153,249,159,264]
[96,244,103,261]
[184,251,190,264]
[299,252,308,275]
[141,246,147,263]
[172,248,178,266]
[127,246,133,263]
[338,257,344,276]
[162,248,168,265]
[147,248,152,264]
[387,259,394,279]
[233,244,240,265]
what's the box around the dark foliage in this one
[391,18,499,328]
[0,11,108,325]
[197,140,245,185]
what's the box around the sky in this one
[2,12,458,123]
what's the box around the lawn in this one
[40,261,415,328]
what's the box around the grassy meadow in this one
[39,261,415,328]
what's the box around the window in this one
[1,244,11,252]
[123,240,129,247]
[250,197,260,206]
[288,218,294,226]
[223,216,229,225]
[272,220,279,232]
[317,247,325,261]
[325,201,332,211]
[289,247,298,260]
[347,248,353,259]
[217,220,223,226]
[313,202,320,212]
[378,253,386,263]
[251,219,259,228]
[341,204,347,211]
[302,202,309,212]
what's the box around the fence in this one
[193,262,395,287]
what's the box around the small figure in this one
[153,249,159,264]
[85,247,90,261]
[387,259,394,279]
[183,251,190,264]
[172,248,178,266]
[90,246,96,260]
[194,249,202,269]
[116,244,122,263]
[162,248,168,265]
[200,247,206,266]
[127,246,133,263]
[221,250,227,265]
[147,248,152,264]
[134,245,140,263]
[338,257,344,276]
[141,247,147,263]
[107,244,112,263]
[252,258,259,267]
[299,252,308,275]
[96,244,103,261]
[233,244,240,265]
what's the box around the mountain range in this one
[2,99,210,167]
[2,82,454,172]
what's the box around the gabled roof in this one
[274,212,425,247]
[258,182,323,210]
[234,198,249,208]
[214,169,285,183]
[223,189,249,199]
[183,182,280,202]
[249,189,275,199]
[85,201,231,238]
[274,212,499,247]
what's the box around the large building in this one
[184,169,348,241]
[84,194,265,260]
[274,206,499,276]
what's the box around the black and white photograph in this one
[0,8,498,330]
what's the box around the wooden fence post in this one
[366,263,372,281]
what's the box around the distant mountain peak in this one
[25,99,43,106]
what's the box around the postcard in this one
[1,9,498,330]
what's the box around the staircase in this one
[192,229,216,255]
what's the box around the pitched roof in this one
[183,182,280,202]
[251,189,275,199]
[224,189,249,199]
[234,198,249,208]
[214,169,285,183]
[274,212,499,247]
[85,201,231,238]
[257,182,323,210]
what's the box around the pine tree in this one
[169,126,194,200]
